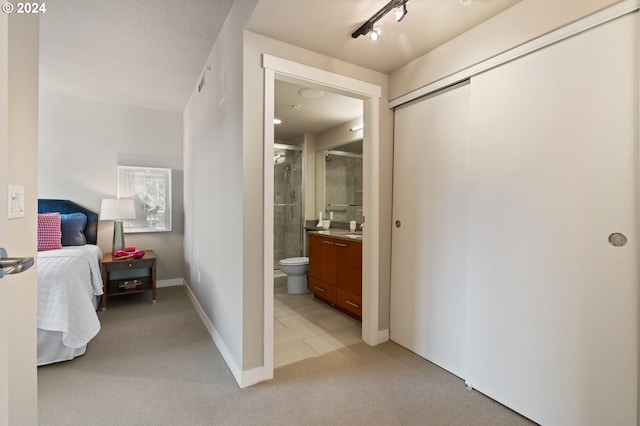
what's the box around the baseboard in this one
[377,328,390,344]
[183,281,266,388]
[157,278,184,288]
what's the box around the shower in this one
[273,144,304,270]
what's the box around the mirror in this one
[319,140,363,223]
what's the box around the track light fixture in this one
[395,2,407,22]
[351,0,409,39]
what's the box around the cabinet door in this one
[335,240,362,295]
[308,234,336,284]
[308,276,336,303]
[336,289,362,319]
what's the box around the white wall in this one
[183,0,258,378]
[38,91,184,281]
[1,13,39,426]
[390,0,621,100]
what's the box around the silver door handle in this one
[0,248,34,279]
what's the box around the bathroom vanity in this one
[308,231,362,320]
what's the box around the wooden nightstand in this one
[101,250,157,310]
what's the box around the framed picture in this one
[117,166,172,233]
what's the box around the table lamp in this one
[100,198,136,253]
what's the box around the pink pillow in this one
[38,212,62,251]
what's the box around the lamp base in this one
[112,221,126,253]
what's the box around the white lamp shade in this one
[100,198,136,220]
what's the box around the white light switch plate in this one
[8,185,24,219]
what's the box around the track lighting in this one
[395,3,407,22]
[370,28,381,41]
[351,0,409,39]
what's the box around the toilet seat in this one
[279,257,309,266]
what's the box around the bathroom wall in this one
[315,117,364,225]
[324,154,363,223]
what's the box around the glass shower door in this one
[273,145,304,270]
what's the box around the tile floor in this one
[274,272,362,368]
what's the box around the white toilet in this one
[278,257,309,294]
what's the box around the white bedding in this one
[37,245,103,364]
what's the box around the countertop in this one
[306,228,363,242]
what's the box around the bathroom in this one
[272,80,364,367]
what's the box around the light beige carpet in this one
[38,286,535,425]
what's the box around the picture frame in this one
[117,166,172,233]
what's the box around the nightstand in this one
[101,250,156,310]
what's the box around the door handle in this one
[0,248,34,279]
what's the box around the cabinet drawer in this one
[106,258,154,271]
[336,288,362,319]
[309,277,336,304]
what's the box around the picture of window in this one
[117,166,172,233]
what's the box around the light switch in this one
[8,185,24,219]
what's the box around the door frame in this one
[262,54,382,379]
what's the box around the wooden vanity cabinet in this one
[308,233,362,320]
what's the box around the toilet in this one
[278,257,309,294]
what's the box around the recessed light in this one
[274,118,282,125]
[297,88,325,99]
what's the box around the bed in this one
[37,199,104,366]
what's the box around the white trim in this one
[262,54,383,369]
[361,97,381,346]
[377,328,390,343]
[157,278,184,288]
[389,0,640,108]
[263,67,275,383]
[183,282,264,388]
[263,55,381,99]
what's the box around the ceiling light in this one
[459,0,473,5]
[292,104,303,111]
[352,0,409,39]
[274,118,282,125]
[370,28,381,41]
[298,88,325,99]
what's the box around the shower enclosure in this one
[273,143,304,270]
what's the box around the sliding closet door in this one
[466,13,638,425]
[390,82,470,378]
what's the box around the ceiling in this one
[39,0,521,116]
[274,80,363,142]
[246,0,521,75]
[39,0,234,112]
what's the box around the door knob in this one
[0,247,34,279]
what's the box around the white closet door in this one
[390,82,470,378]
[466,13,638,425]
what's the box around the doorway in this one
[262,55,382,378]
[272,81,365,368]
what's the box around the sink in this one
[345,234,363,239]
